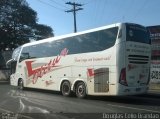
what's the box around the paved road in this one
[0,84,160,119]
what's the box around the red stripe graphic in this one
[25,48,68,84]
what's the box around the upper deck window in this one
[19,27,118,62]
[126,24,150,44]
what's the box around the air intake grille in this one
[128,55,149,64]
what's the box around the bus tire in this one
[18,79,24,90]
[61,81,71,97]
[76,82,86,98]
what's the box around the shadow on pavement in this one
[86,92,160,106]
[7,84,160,107]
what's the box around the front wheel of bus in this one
[76,82,86,98]
[61,81,71,97]
[18,79,24,90]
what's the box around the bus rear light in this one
[119,68,128,86]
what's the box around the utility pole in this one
[65,2,83,33]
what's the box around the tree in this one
[34,24,54,40]
[0,0,54,51]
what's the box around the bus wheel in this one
[18,79,24,90]
[76,82,86,98]
[61,81,71,97]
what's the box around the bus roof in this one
[22,22,146,48]
[21,23,124,48]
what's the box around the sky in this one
[26,0,160,36]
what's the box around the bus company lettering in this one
[25,48,68,84]
[75,55,111,63]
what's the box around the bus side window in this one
[19,53,29,62]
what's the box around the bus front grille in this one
[128,55,149,64]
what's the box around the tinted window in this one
[20,42,56,62]
[126,24,150,44]
[63,27,118,54]
[19,27,118,62]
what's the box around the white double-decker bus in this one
[10,23,151,98]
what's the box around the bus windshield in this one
[12,46,21,61]
[126,24,150,44]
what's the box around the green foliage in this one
[34,24,54,40]
[0,0,54,51]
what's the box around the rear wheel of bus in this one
[76,82,86,98]
[61,81,71,97]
